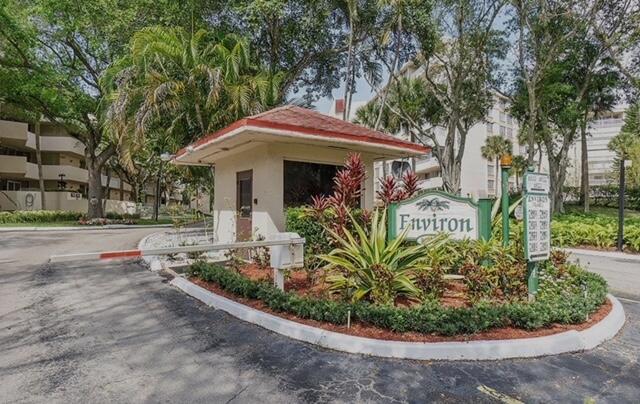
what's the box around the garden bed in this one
[190,273,612,343]
[186,255,610,341]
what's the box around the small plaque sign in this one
[389,191,479,241]
[525,173,550,194]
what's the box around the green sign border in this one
[523,172,550,262]
[388,190,480,241]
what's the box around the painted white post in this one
[268,232,304,291]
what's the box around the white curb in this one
[169,277,626,361]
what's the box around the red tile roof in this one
[175,105,428,158]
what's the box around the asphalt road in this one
[1,230,639,403]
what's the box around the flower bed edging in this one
[169,276,626,361]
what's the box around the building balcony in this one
[26,132,85,156]
[0,155,28,175]
[0,120,28,147]
[418,177,444,189]
[415,156,439,174]
[22,163,131,191]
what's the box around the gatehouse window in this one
[283,160,339,208]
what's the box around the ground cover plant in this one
[551,210,640,252]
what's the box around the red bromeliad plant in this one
[377,175,402,205]
[309,153,368,237]
[310,195,330,218]
[377,170,421,206]
[401,170,420,199]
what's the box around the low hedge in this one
[0,210,142,224]
[189,261,608,336]
[0,210,83,224]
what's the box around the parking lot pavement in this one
[1,231,639,403]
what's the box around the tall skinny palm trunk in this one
[34,120,46,210]
[580,116,589,212]
[343,19,354,121]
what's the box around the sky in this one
[313,75,380,114]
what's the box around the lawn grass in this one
[560,204,640,219]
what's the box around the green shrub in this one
[0,210,143,224]
[285,207,332,271]
[188,261,608,336]
[0,210,83,224]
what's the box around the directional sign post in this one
[523,171,551,300]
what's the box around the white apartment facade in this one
[0,119,168,212]
[361,63,524,200]
[566,106,627,187]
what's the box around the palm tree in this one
[104,27,283,159]
[511,155,528,191]
[481,135,513,197]
[609,103,640,187]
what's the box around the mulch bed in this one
[189,264,613,343]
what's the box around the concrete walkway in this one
[567,248,640,300]
[1,230,639,402]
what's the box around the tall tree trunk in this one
[580,116,590,213]
[153,163,163,221]
[87,159,104,218]
[342,13,355,121]
[547,149,569,214]
[374,16,402,130]
[537,143,543,171]
[34,120,46,210]
[526,84,538,165]
[103,166,111,213]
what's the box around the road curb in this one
[169,276,626,361]
[565,248,640,262]
[0,224,172,232]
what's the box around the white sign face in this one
[525,173,550,194]
[514,205,524,220]
[524,194,550,261]
[391,193,478,241]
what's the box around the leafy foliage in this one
[319,209,426,305]
[0,210,83,224]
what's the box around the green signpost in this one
[500,156,512,247]
[522,170,551,300]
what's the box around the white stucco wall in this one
[212,142,376,242]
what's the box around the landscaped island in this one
[185,210,609,340]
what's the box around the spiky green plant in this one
[319,209,429,305]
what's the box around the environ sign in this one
[389,190,479,241]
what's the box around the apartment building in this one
[360,63,524,200]
[566,106,627,187]
[0,119,151,211]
